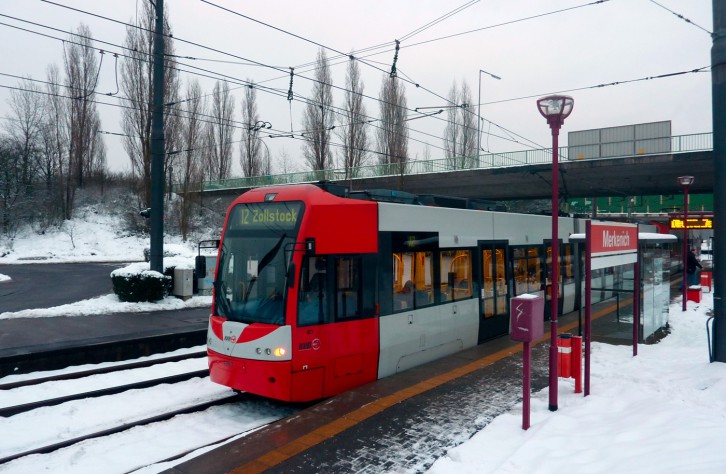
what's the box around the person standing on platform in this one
[687,248,702,287]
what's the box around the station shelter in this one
[569,231,677,345]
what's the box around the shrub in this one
[111,268,172,302]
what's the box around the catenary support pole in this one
[150,0,165,273]
[712,0,726,362]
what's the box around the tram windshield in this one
[214,201,303,325]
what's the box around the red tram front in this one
[207,184,380,402]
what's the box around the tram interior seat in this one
[415,289,430,307]
[395,281,415,310]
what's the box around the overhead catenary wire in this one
[34,0,585,154]
[10,1,704,168]
[397,0,481,42]
[0,10,522,155]
[648,0,712,37]
[477,66,710,107]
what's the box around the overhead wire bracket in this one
[389,40,400,78]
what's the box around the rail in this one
[182,132,712,194]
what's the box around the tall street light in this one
[537,95,574,412]
[678,175,695,311]
[477,69,501,167]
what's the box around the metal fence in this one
[191,132,713,193]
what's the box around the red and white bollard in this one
[558,333,583,394]
[557,334,571,378]
[571,335,583,394]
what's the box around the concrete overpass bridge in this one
[195,132,713,203]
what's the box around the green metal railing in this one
[189,132,712,193]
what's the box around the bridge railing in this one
[191,132,712,193]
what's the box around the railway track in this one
[0,351,298,465]
[0,393,242,465]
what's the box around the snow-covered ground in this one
[1,212,725,473]
[0,213,212,319]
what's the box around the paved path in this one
[0,263,124,313]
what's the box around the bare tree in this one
[4,77,44,192]
[120,1,180,207]
[64,24,104,193]
[302,48,334,174]
[239,82,263,177]
[376,76,409,173]
[0,137,24,233]
[176,80,206,240]
[336,58,369,179]
[444,80,477,169]
[206,80,235,181]
[459,82,477,168]
[36,65,69,223]
[41,65,68,193]
[443,81,459,164]
[274,148,298,175]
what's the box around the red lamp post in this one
[537,95,574,412]
[679,175,695,311]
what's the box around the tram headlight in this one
[256,348,262,354]
[265,348,272,355]
[274,347,286,357]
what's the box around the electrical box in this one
[510,294,544,342]
[173,268,193,300]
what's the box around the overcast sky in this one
[0,0,713,175]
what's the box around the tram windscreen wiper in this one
[243,233,286,302]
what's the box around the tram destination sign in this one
[669,217,713,230]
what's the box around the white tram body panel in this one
[375,203,578,378]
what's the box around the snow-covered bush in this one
[111,263,172,302]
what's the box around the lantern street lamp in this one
[537,95,574,412]
[678,175,695,311]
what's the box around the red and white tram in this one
[207,182,584,402]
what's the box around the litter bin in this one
[687,285,702,303]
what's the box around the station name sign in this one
[591,223,638,256]
[587,221,638,271]
[669,217,713,230]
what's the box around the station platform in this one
[0,307,209,376]
[0,281,685,472]
[167,297,643,474]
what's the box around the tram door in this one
[478,242,510,342]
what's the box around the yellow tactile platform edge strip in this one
[231,302,620,474]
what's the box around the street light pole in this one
[477,69,501,167]
[679,175,695,311]
[537,95,574,412]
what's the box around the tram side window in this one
[392,251,434,311]
[512,246,542,295]
[563,244,575,285]
[298,256,329,326]
[440,249,473,302]
[545,244,562,298]
[335,256,363,320]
